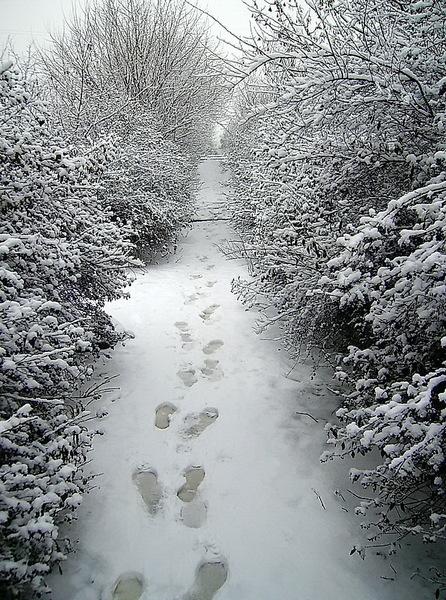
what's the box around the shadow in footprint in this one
[205,281,217,288]
[177,367,198,387]
[155,403,177,430]
[183,561,228,600]
[175,321,189,332]
[133,468,162,515]
[112,572,144,600]
[182,408,218,438]
[203,340,224,355]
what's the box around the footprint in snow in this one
[182,561,228,600]
[200,359,224,382]
[177,367,198,387]
[177,466,207,529]
[185,293,204,306]
[205,280,217,288]
[181,499,207,529]
[175,322,195,349]
[177,466,205,502]
[132,468,163,515]
[175,321,190,332]
[309,385,323,397]
[202,340,224,355]
[190,274,203,280]
[112,573,145,600]
[182,408,218,438]
[200,304,220,321]
[205,264,215,271]
[155,403,177,430]
[181,332,195,351]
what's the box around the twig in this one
[295,411,319,423]
[312,488,327,510]
[327,386,343,396]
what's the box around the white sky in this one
[0,0,253,54]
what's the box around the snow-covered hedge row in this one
[1,3,220,596]
[0,62,134,598]
[226,0,446,547]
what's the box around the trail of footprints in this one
[117,288,227,599]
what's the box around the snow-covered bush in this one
[322,179,446,543]
[225,0,446,545]
[0,61,133,598]
[101,113,196,255]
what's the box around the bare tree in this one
[41,0,227,153]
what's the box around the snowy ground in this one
[50,158,438,600]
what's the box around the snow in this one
[49,158,435,600]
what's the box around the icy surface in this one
[49,158,435,600]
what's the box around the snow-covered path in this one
[51,158,433,600]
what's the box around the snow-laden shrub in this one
[0,404,90,599]
[0,61,133,597]
[225,98,355,352]
[322,179,446,542]
[102,113,196,256]
[225,0,446,546]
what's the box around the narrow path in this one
[51,158,432,600]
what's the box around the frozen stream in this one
[50,158,434,600]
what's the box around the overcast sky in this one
[0,0,253,54]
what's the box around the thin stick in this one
[312,488,326,510]
[295,411,319,423]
